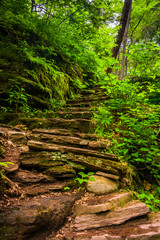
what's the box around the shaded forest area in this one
[0,0,160,210]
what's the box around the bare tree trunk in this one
[119,4,131,80]
[106,0,132,74]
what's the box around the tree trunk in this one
[106,0,132,74]
[119,4,131,80]
[31,0,36,13]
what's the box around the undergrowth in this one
[94,76,160,211]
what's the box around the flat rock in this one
[91,235,122,240]
[73,212,160,240]
[20,117,92,133]
[55,111,94,119]
[31,133,90,147]
[46,165,76,178]
[75,202,150,231]
[21,151,123,175]
[27,140,119,160]
[0,194,78,240]
[10,169,54,184]
[95,171,119,180]
[86,175,119,195]
[21,151,64,169]
[67,153,124,175]
[8,131,27,144]
[75,192,132,215]
[88,140,111,149]
[32,128,71,135]
[21,182,73,196]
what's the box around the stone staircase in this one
[0,86,160,240]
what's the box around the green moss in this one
[0,25,85,113]
[67,161,85,171]
[47,165,76,175]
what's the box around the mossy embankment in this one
[0,6,97,119]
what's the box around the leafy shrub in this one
[94,76,160,210]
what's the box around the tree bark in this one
[119,3,131,80]
[31,0,36,13]
[106,0,132,74]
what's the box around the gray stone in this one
[86,175,119,195]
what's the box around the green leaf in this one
[140,148,149,151]
[78,172,87,178]
[87,172,94,176]
[89,176,95,181]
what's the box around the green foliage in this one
[130,0,160,43]
[6,79,31,113]
[94,75,160,209]
[75,171,95,189]
[127,42,160,80]
[137,189,160,212]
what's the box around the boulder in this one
[86,175,119,195]
[0,195,78,240]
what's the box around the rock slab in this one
[75,202,150,231]
[75,192,132,215]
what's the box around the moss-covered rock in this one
[0,31,85,115]
[46,165,76,178]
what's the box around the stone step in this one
[67,95,109,104]
[57,107,91,112]
[65,100,103,108]
[21,181,75,196]
[72,212,160,240]
[74,201,150,231]
[9,169,55,184]
[30,133,111,150]
[21,151,123,176]
[53,111,95,119]
[20,117,94,132]
[78,87,107,96]
[32,128,100,140]
[75,192,132,216]
[27,140,119,161]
